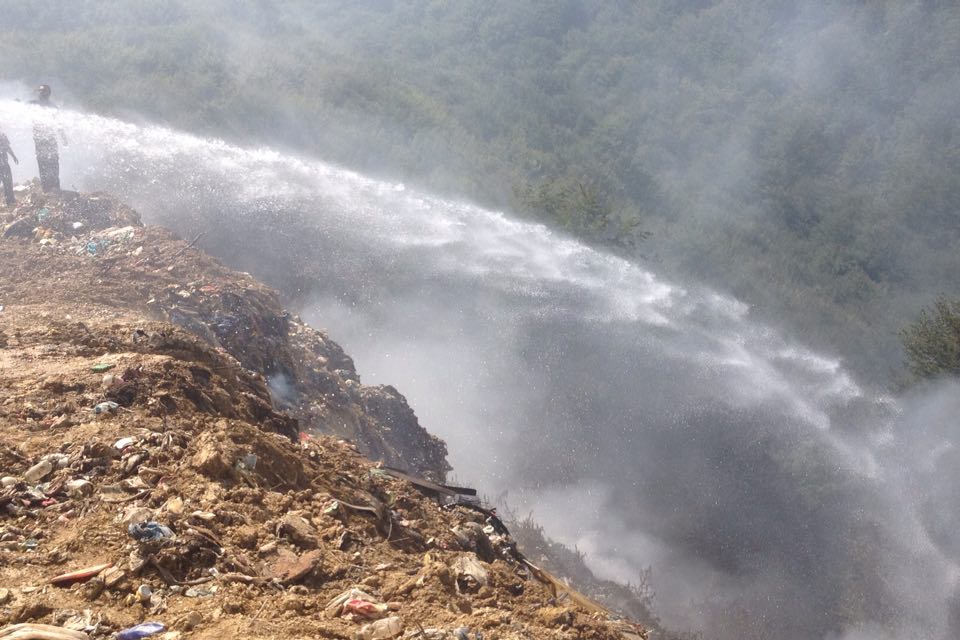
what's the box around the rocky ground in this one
[0,186,648,639]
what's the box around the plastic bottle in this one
[24,459,54,483]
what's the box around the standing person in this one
[0,127,18,207]
[29,84,67,192]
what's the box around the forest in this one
[2,0,959,382]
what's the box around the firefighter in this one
[0,126,18,206]
[29,84,68,192]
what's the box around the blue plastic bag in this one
[127,521,174,542]
[116,622,166,640]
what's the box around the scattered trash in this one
[102,373,123,388]
[325,587,382,617]
[342,599,394,620]
[50,563,113,587]
[127,522,174,542]
[356,616,403,640]
[116,622,166,640]
[323,500,340,515]
[46,453,71,468]
[451,553,489,593]
[0,184,648,640]
[0,623,89,640]
[105,226,137,240]
[114,437,136,450]
[101,566,127,588]
[23,459,54,483]
[136,584,153,603]
[58,610,103,634]
[65,479,94,497]
[92,401,119,414]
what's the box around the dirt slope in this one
[0,187,647,639]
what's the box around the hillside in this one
[0,187,649,640]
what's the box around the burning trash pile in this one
[0,187,648,639]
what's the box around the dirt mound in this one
[0,187,647,639]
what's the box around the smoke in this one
[267,373,297,409]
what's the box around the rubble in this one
[0,184,648,639]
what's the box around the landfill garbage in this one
[356,616,403,640]
[49,563,112,586]
[102,374,123,388]
[46,453,71,468]
[115,622,166,640]
[101,566,127,588]
[0,184,649,640]
[58,610,103,634]
[136,584,153,603]
[92,401,119,414]
[451,553,489,593]
[322,500,340,515]
[324,587,382,617]
[127,522,174,542]
[61,479,92,498]
[114,437,136,450]
[0,623,89,640]
[23,459,54,483]
[64,479,93,497]
[342,599,393,620]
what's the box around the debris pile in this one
[0,186,648,639]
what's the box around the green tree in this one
[900,296,960,380]
[517,175,651,250]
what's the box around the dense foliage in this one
[2,0,959,380]
[901,296,960,381]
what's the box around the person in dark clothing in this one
[29,84,67,192]
[0,127,18,207]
